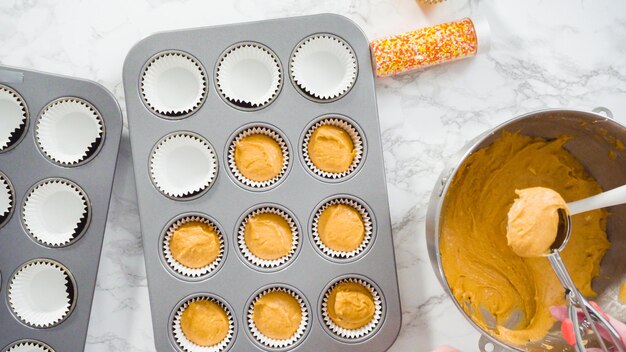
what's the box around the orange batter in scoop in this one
[327,282,375,329]
[234,134,283,182]
[318,204,365,252]
[244,213,293,260]
[308,125,356,173]
[253,291,302,340]
[169,221,220,269]
[180,300,229,346]
[619,283,626,304]
[441,132,609,345]
[507,187,569,258]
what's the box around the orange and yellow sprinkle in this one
[371,18,479,77]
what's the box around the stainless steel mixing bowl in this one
[426,108,626,351]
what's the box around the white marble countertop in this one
[2,0,626,351]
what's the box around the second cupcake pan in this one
[0,65,123,351]
[123,14,401,351]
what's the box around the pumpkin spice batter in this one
[318,204,365,252]
[440,132,610,345]
[252,291,302,340]
[169,221,221,269]
[180,300,229,346]
[234,134,283,182]
[507,187,569,258]
[308,125,356,173]
[327,281,376,330]
[244,213,293,260]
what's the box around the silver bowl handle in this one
[478,335,510,352]
[592,106,614,119]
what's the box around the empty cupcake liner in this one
[4,340,55,352]
[321,277,383,339]
[0,85,28,152]
[216,43,282,109]
[8,259,76,328]
[163,215,225,278]
[247,287,308,349]
[36,98,104,166]
[172,295,235,352]
[302,117,364,179]
[0,172,14,227]
[141,51,208,118]
[290,34,357,101]
[227,126,289,189]
[150,132,217,199]
[312,197,373,260]
[22,179,89,247]
[237,207,298,269]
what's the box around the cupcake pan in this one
[0,65,123,351]
[123,14,401,351]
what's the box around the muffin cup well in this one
[237,206,298,270]
[311,197,373,260]
[171,295,235,352]
[321,277,383,340]
[8,259,76,328]
[290,34,357,102]
[141,51,208,118]
[216,43,282,110]
[0,172,14,228]
[22,179,90,247]
[227,126,289,190]
[247,286,309,349]
[0,84,29,153]
[302,117,364,180]
[162,215,225,279]
[150,132,218,200]
[4,340,55,352]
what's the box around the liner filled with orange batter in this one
[440,132,610,345]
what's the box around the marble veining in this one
[1,0,625,350]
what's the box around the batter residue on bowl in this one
[440,132,610,345]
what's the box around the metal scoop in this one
[546,208,625,352]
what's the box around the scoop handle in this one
[568,184,626,215]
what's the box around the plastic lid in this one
[471,14,491,55]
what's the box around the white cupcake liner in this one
[5,340,55,352]
[163,215,225,278]
[22,179,89,247]
[150,132,217,199]
[216,43,282,108]
[302,118,363,179]
[141,51,207,117]
[247,287,308,349]
[172,296,234,352]
[312,198,373,259]
[36,98,104,165]
[8,260,75,328]
[291,34,357,100]
[321,277,383,339]
[228,126,289,188]
[0,172,14,225]
[237,207,298,269]
[0,85,28,152]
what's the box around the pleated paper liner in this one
[8,259,76,328]
[321,277,383,340]
[36,98,104,166]
[22,178,90,247]
[171,295,235,352]
[141,51,208,118]
[0,171,14,228]
[311,197,374,261]
[162,214,225,279]
[150,132,218,200]
[247,286,309,349]
[237,206,299,270]
[3,340,55,352]
[302,116,364,180]
[227,126,290,190]
[290,34,358,102]
[215,43,282,110]
[0,84,29,153]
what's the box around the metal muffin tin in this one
[123,14,401,351]
[0,65,123,350]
